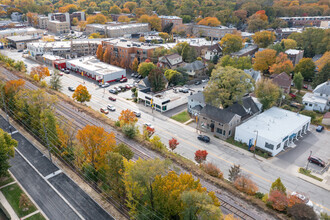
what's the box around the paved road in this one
[0,115,114,220]
[3,49,330,215]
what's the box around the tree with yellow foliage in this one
[252,31,276,48]
[76,125,116,170]
[315,51,330,71]
[281,39,297,50]
[72,84,91,103]
[59,4,78,13]
[87,14,107,24]
[118,15,130,23]
[253,49,277,74]
[26,12,38,26]
[124,2,137,12]
[138,15,161,31]
[269,52,294,75]
[71,17,78,26]
[131,58,139,72]
[109,5,121,14]
[96,44,104,60]
[197,17,221,27]
[118,109,138,125]
[220,33,243,54]
[78,21,87,31]
[30,66,50,82]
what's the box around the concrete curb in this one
[0,191,19,220]
[297,173,330,191]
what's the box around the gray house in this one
[183,60,207,77]
[188,92,205,115]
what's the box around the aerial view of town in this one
[0,0,329,219]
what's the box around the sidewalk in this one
[0,191,19,220]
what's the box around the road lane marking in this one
[45,170,63,180]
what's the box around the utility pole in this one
[253,130,258,158]
[1,90,12,134]
[306,150,312,170]
[43,122,52,163]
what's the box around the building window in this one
[309,104,312,106]
[229,130,231,136]
[276,143,281,149]
[223,130,226,136]
[265,142,274,150]
[216,128,222,134]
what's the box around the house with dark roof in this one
[183,60,207,77]
[271,72,291,94]
[190,92,260,139]
[158,53,185,69]
[203,44,222,61]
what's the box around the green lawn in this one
[26,213,46,220]
[0,175,14,188]
[1,183,37,218]
[299,168,323,182]
[171,111,191,123]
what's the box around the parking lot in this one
[271,125,330,172]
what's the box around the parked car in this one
[119,85,126,91]
[133,111,141,117]
[100,83,110,88]
[143,123,154,129]
[197,135,210,143]
[201,79,208,83]
[68,86,75,91]
[125,84,132,89]
[316,125,324,132]
[195,81,201,85]
[58,72,63,76]
[291,192,313,208]
[109,89,117,94]
[138,74,143,79]
[100,108,109,114]
[107,105,116,111]
[289,93,296,99]
[308,156,325,167]
[17,49,23,52]
[114,87,121,92]
[120,78,128,83]
[64,69,70,74]
[131,73,136,77]
[182,88,189,93]
[303,84,308,89]
[108,96,116,101]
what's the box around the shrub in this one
[194,150,208,164]
[255,192,264,200]
[262,193,269,203]
[168,138,179,151]
[40,80,47,88]
[114,143,134,160]
[234,176,258,195]
[320,212,330,220]
[150,135,165,149]
[229,164,241,182]
[268,190,288,211]
[115,120,121,127]
[287,203,318,220]
[131,87,136,93]
[201,162,223,178]
[122,124,137,138]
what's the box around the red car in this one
[100,108,109,114]
[289,93,296,98]
[125,84,131,89]
[303,84,308,89]
[120,78,127,83]
[108,96,116,101]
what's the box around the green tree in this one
[219,34,243,54]
[255,79,281,110]
[270,177,286,194]
[114,143,134,160]
[203,66,253,108]
[293,72,304,94]
[0,128,17,177]
[148,68,166,92]
[294,58,316,81]
[49,70,62,91]
[181,191,222,220]
[72,84,91,103]
[219,55,252,70]
[312,63,330,88]
[164,69,183,85]
[268,43,285,55]
[281,39,297,50]
[138,62,156,77]
[252,31,276,48]
[109,5,121,14]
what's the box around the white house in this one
[234,107,311,156]
[203,44,222,61]
[187,92,206,115]
[302,81,330,112]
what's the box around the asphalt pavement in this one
[0,115,114,220]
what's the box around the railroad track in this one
[1,67,261,220]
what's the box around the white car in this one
[291,192,313,208]
[101,83,110,88]
[107,105,116,111]
[143,123,154,129]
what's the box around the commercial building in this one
[231,45,258,57]
[6,35,40,50]
[48,13,70,22]
[86,23,149,38]
[102,38,160,67]
[159,16,183,29]
[285,49,304,66]
[187,24,236,40]
[37,54,66,68]
[302,81,330,112]
[234,107,311,156]
[48,20,70,35]
[279,16,330,27]
[275,28,303,40]
[70,11,85,23]
[38,16,49,29]
[27,39,104,59]
[66,56,126,83]
[0,27,45,38]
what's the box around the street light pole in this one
[306,150,312,170]
[253,130,258,158]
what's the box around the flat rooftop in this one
[0,27,43,35]
[159,16,181,19]
[236,107,311,142]
[103,38,160,49]
[87,23,148,30]
[67,56,124,76]
[6,35,40,41]
[303,92,327,105]
[28,39,105,48]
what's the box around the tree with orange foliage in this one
[168,138,179,151]
[224,214,239,220]
[121,8,130,13]
[4,79,25,96]
[118,109,138,125]
[72,84,91,103]
[96,44,104,60]
[76,125,116,170]
[118,15,130,23]
[30,66,50,82]
[103,47,110,63]
[195,150,208,164]
[269,52,294,75]
[59,4,78,13]
[197,17,221,27]
[138,15,161,31]
[131,58,139,72]
[87,14,107,24]
[247,11,268,32]
[287,194,304,208]
[268,190,288,211]
[234,176,258,195]
[252,31,276,48]
[123,1,137,12]
[255,10,268,21]
[26,12,38,26]
[253,49,277,74]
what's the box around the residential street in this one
[3,49,330,215]
[0,115,115,220]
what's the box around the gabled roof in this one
[159,53,183,67]
[225,96,260,120]
[244,68,261,82]
[271,72,291,88]
[200,104,237,124]
[313,81,330,96]
[183,60,205,71]
[207,43,222,53]
[188,92,204,103]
